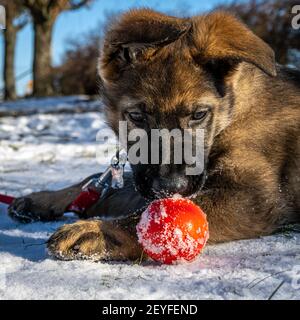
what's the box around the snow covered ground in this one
[0,97,299,300]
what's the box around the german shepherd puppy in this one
[8,9,300,261]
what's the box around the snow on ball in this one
[136,198,209,264]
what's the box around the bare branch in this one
[15,12,30,31]
[69,0,93,10]
[22,0,36,10]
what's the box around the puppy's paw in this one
[47,220,143,262]
[8,197,39,223]
[47,220,105,261]
[8,192,65,223]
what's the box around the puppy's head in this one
[99,9,276,200]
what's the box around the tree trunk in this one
[32,18,54,97]
[3,16,17,100]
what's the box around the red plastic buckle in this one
[66,188,100,214]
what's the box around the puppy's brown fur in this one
[9,9,300,261]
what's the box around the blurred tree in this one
[53,12,118,96]
[19,0,93,97]
[218,0,300,67]
[53,31,100,95]
[0,0,28,100]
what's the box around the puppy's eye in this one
[128,112,144,122]
[192,110,208,121]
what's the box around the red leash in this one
[0,194,15,205]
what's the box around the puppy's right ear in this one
[191,12,276,77]
[99,9,190,83]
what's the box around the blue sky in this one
[0,0,234,96]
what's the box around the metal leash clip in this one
[67,149,128,214]
[82,148,127,196]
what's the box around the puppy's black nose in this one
[152,174,189,196]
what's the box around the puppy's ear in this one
[99,9,190,83]
[191,11,276,77]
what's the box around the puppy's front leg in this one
[8,172,145,223]
[47,178,147,261]
[8,173,101,223]
[47,216,144,261]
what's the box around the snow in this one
[0,96,299,300]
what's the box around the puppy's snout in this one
[152,174,189,196]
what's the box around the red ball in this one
[136,198,209,264]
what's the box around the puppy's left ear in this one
[99,9,190,83]
[191,11,277,77]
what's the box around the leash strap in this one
[0,194,15,205]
